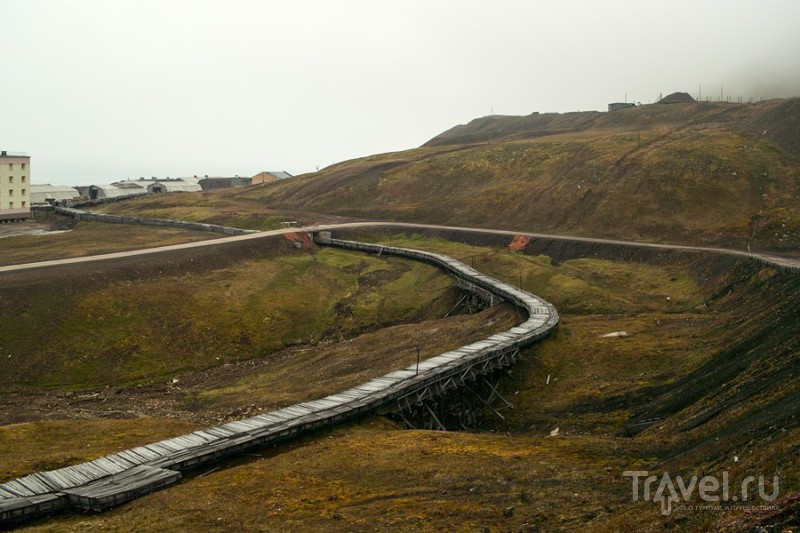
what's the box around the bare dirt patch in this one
[0,218,74,239]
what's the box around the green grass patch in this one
[0,418,198,483]
[0,247,454,391]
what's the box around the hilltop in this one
[424,97,799,153]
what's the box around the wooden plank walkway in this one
[0,235,559,527]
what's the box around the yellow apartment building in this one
[0,151,31,221]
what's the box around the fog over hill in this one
[2,1,799,183]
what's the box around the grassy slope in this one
[0,247,455,391]
[189,306,515,416]
[91,192,288,231]
[8,235,796,531]
[259,124,799,250]
[101,99,800,254]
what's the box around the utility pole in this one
[415,346,421,376]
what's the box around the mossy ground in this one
[3,234,797,531]
[92,193,287,231]
[0,419,199,483]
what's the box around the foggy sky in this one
[2,0,799,185]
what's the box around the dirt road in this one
[3,221,798,273]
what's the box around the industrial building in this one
[85,184,131,200]
[608,102,635,112]
[147,178,202,194]
[111,179,151,195]
[30,184,80,205]
[197,176,252,190]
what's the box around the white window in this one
[21,163,26,170]
[21,176,26,183]
[8,189,13,196]
[21,189,26,195]
[21,201,26,207]
[8,201,13,208]
[8,176,13,183]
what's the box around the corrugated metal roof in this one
[90,185,129,198]
[112,181,149,190]
[147,181,202,193]
[30,185,80,204]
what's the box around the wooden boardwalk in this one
[0,235,559,527]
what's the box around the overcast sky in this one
[2,0,799,185]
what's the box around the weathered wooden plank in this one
[237,418,265,429]
[203,427,235,438]
[0,485,22,499]
[0,482,32,498]
[130,446,163,461]
[304,398,344,410]
[142,443,172,457]
[280,405,314,417]
[114,450,148,465]
[221,421,256,433]
[65,466,181,512]
[325,392,359,403]
[190,430,221,443]
[383,369,417,380]
[13,476,52,495]
[169,435,204,449]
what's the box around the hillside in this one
[5,231,797,531]
[175,97,800,254]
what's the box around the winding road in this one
[2,221,799,273]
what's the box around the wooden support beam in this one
[424,403,447,431]
[395,402,416,429]
[465,383,506,421]
[484,378,513,410]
